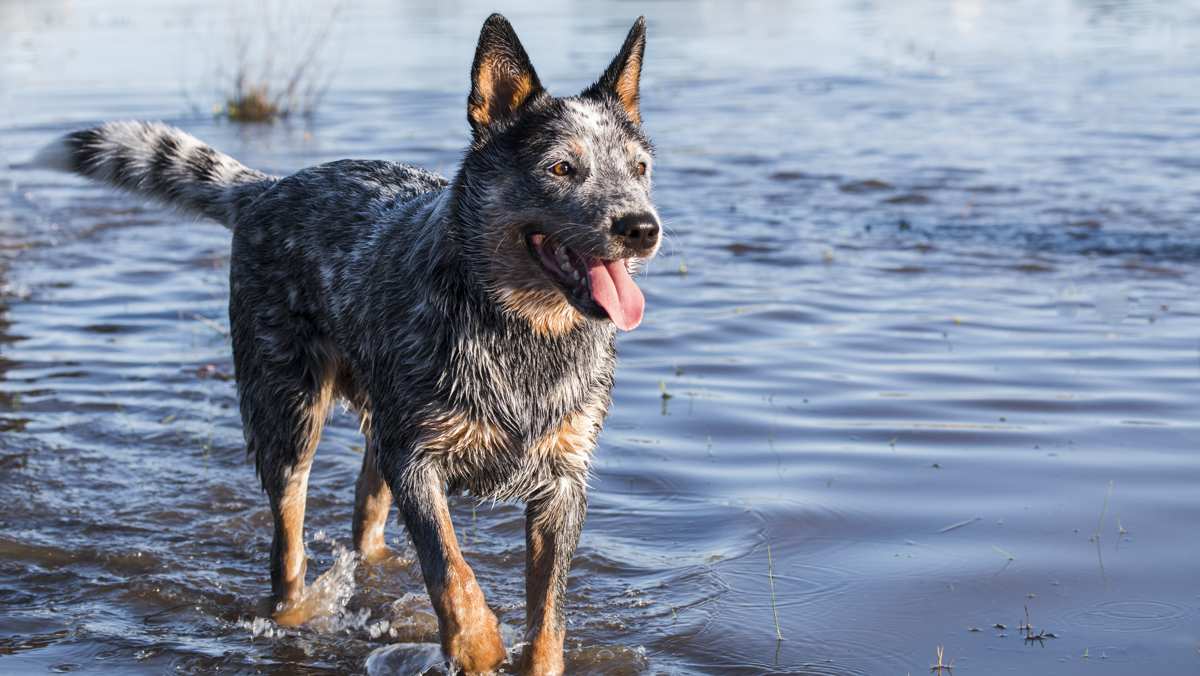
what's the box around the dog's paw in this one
[357,542,397,566]
[445,608,506,674]
[439,588,506,674]
[267,593,320,627]
[517,629,565,676]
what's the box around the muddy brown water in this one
[2,1,1199,674]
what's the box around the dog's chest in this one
[418,386,608,499]
[420,393,604,459]
[416,328,614,491]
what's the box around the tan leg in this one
[519,479,586,676]
[242,357,334,627]
[265,401,330,628]
[396,464,506,674]
[432,502,506,673]
[268,459,315,627]
[353,443,395,563]
[521,523,566,675]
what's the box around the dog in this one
[33,13,658,675]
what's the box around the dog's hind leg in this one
[232,318,337,626]
[334,373,394,563]
[386,458,506,674]
[520,476,587,676]
[352,440,394,563]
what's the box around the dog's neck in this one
[443,167,580,337]
[364,174,616,423]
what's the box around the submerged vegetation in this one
[217,1,345,122]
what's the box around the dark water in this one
[2,1,1199,674]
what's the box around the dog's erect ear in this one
[594,17,647,125]
[468,14,544,134]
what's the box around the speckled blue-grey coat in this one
[34,14,660,676]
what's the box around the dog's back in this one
[229,158,448,331]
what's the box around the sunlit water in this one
[1,1,1198,674]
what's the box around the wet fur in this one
[35,14,656,675]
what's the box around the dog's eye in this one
[636,161,648,176]
[549,161,574,177]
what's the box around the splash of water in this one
[237,615,287,640]
[236,539,372,639]
[305,541,369,634]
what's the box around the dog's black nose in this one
[611,212,660,251]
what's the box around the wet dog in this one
[34,14,658,675]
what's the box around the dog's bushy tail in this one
[33,121,275,228]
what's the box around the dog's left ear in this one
[468,14,545,135]
[591,17,647,126]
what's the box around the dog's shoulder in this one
[233,159,448,253]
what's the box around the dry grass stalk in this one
[220,0,345,122]
[766,539,783,641]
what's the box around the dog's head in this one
[456,14,659,336]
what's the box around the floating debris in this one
[938,517,981,534]
[992,545,1016,561]
[1021,605,1057,645]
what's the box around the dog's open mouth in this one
[527,233,645,331]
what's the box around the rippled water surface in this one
[2,1,1199,674]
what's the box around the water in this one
[2,1,1198,673]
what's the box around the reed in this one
[219,1,345,122]
[930,644,954,673]
[766,539,783,641]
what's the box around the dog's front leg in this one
[395,463,506,674]
[520,476,587,676]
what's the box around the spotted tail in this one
[32,121,276,228]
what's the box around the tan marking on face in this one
[498,287,583,337]
[484,228,584,337]
[470,54,538,128]
[421,410,509,454]
[626,140,650,171]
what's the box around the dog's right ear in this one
[467,14,544,136]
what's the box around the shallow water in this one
[2,0,1199,674]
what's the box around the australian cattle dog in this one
[34,13,659,675]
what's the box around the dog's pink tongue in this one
[588,259,644,331]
